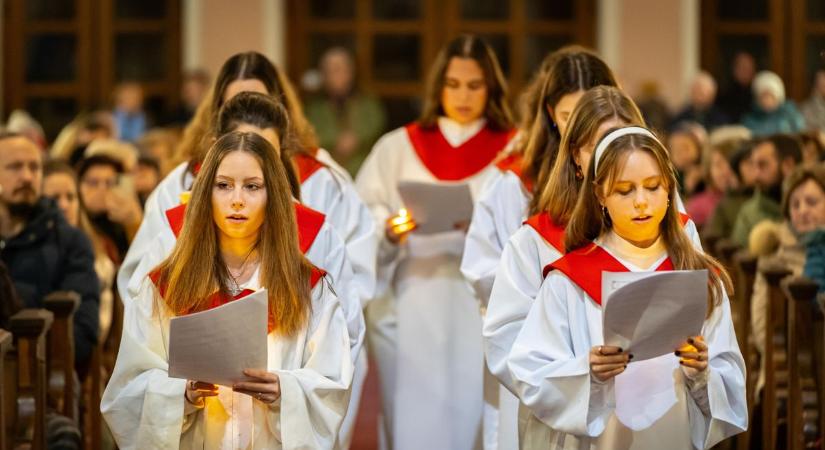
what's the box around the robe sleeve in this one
[461,171,529,308]
[303,168,378,307]
[685,287,748,449]
[507,272,614,438]
[355,131,405,297]
[306,221,366,364]
[118,162,189,306]
[266,279,355,449]
[101,277,189,450]
[483,227,561,395]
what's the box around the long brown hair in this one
[216,91,302,201]
[532,86,645,219]
[155,131,315,336]
[418,34,514,131]
[564,129,732,313]
[521,46,618,189]
[173,51,318,169]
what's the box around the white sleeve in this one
[461,171,529,308]
[305,221,366,363]
[101,278,188,450]
[484,227,562,394]
[507,273,613,438]
[355,132,404,297]
[118,163,189,307]
[685,288,748,449]
[267,280,355,448]
[303,169,378,307]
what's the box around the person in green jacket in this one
[731,134,803,246]
[305,47,387,176]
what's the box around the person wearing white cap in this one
[742,70,805,136]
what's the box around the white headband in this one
[593,126,661,173]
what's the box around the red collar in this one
[149,267,325,333]
[405,122,515,181]
[495,152,534,192]
[164,202,325,254]
[292,153,325,183]
[524,212,565,253]
[544,243,673,305]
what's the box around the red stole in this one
[405,122,515,181]
[524,212,565,253]
[495,152,534,192]
[164,202,325,254]
[544,243,673,306]
[292,152,325,183]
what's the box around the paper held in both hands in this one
[602,270,708,362]
[397,181,473,234]
[168,289,268,387]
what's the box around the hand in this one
[335,131,359,157]
[385,210,417,245]
[589,345,632,382]
[185,380,218,405]
[233,368,281,404]
[105,188,142,227]
[675,336,708,377]
[453,220,470,233]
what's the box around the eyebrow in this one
[215,174,264,182]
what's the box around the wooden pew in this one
[760,264,793,450]
[6,309,53,450]
[732,250,758,450]
[0,329,12,450]
[42,291,80,422]
[783,276,821,450]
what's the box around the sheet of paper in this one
[168,289,268,387]
[397,181,473,234]
[602,270,708,362]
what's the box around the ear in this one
[545,103,557,126]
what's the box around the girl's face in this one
[549,90,585,135]
[440,57,488,125]
[709,149,737,193]
[211,151,267,242]
[575,118,624,174]
[233,123,281,156]
[789,178,825,234]
[601,149,669,247]
[223,79,269,104]
[43,172,79,226]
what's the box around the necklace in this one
[225,251,257,297]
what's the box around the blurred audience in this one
[112,81,148,142]
[801,69,825,133]
[165,69,211,127]
[670,71,729,132]
[635,80,672,134]
[305,47,387,175]
[743,71,805,136]
[668,122,706,196]
[717,51,757,123]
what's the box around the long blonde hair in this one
[155,131,314,336]
[564,129,732,313]
[173,52,318,170]
[533,86,645,219]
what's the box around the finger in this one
[675,351,702,361]
[680,359,708,371]
[591,362,627,373]
[192,381,218,390]
[243,369,278,381]
[233,382,280,394]
[195,390,219,397]
[594,366,626,381]
[590,353,629,365]
[234,389,281,401]
[596,345,624,355]
[689,336,708,351]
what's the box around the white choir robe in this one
[461,166,530,450]
[507,246,747,450]
[101,269,354,450]
[118,156,372,445]
[355,117,511,450]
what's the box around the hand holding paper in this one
[168,289,269,387]
[397,181,473,234]
[601,270,708,362]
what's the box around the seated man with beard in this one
[0,132,100,369]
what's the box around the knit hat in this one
[752,71,785,104]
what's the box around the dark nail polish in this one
[674,350,681,356]
[679,360,685,365]
[687,338,694,345]
[628,354,634,360]
[618,348,623,353]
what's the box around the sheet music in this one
[168,289,268,387]
[397,180,474,234]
